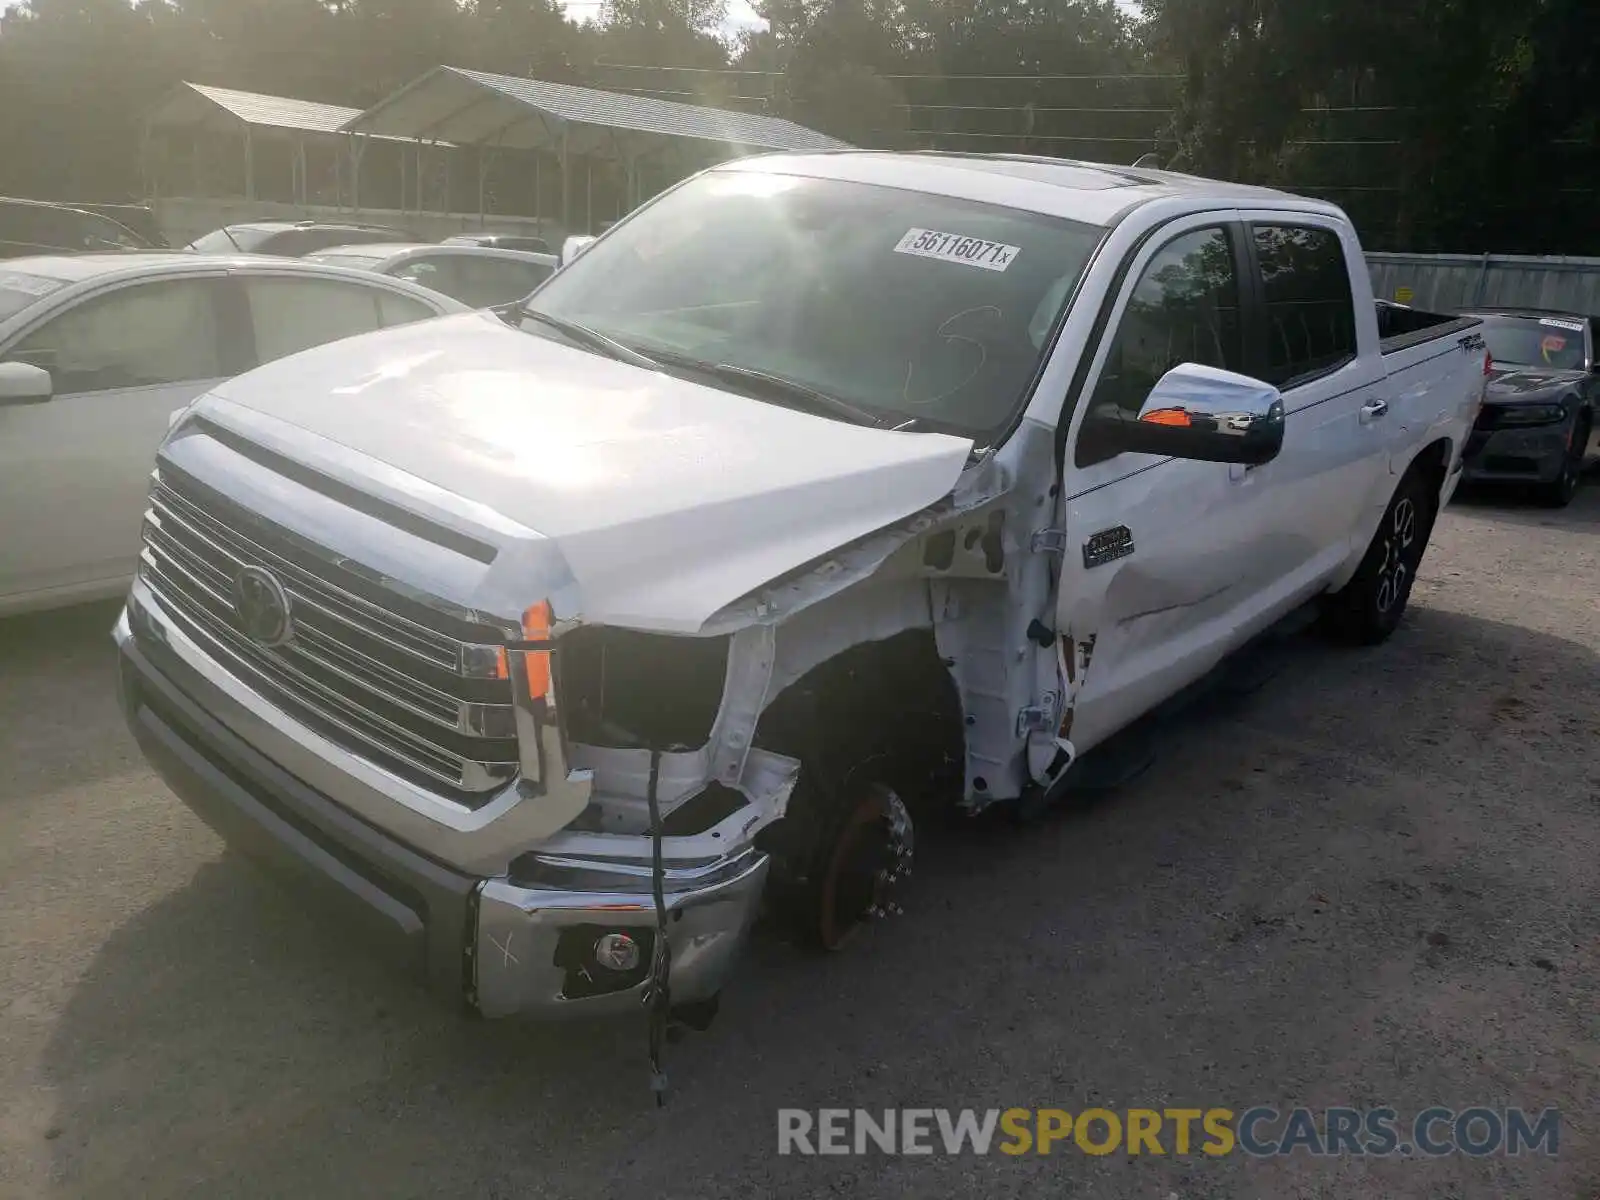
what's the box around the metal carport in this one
[142,82,443,209]
[341,66,851,230]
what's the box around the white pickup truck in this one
[116,153,1488,1027]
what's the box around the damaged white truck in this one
[117,153,1488,1034]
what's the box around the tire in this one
[1536,415,1589,509]
[762,767,916,953]
[1320,470,1436,646]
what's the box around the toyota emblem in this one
[233,565,294,647]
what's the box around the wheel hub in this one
[1375,497,1417,615]
[818,786,915,950]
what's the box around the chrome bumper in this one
[116,595,771,1018]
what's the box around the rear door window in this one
[244,276,440,365]
[1251,225,1358,387]
[245,277,390,364]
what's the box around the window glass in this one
[6,278,221,393]
[310,252,388,272]
[1475,315,1587,371]
[1253,225,1357,386]
[524,171,1104,436]
[1089,226,1243,419]
[0,269,68,322]
[445,256,553,307]
[376,290,437,327]
[246,277,386,364]
[188,227,269,254]
[390,256,453,293]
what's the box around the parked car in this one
[1455,307,1596,506]
[0,254,467,616]
[185,220,418,258]
[70,202,170,248]
[306,242,557,308]
[443,232,553,254]
[115,153,1487,1030]
[1,197,156,259]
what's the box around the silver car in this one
[307,243,558,309]
[0,253,466,616]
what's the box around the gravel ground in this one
[2,471,1597,1200]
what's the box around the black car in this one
[185,220,421,258]
[443,232,553,254]
[1458,307,1597,507]
[0,197,156,259]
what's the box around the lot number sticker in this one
[1540,317,1585,332]
[895,228,1021,272]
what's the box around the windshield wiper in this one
[507,304,661,371]
[648,351,889,429]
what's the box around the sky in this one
[0,0,1136,27]
[556,1,1141,35]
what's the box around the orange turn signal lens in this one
[522,601,552,702]
[1141,408,1192,427]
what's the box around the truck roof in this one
[721,150,1340,228]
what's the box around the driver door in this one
[1053,215,1281,754]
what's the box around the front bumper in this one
[1462,421,1575,483]
[115,604,769,1019]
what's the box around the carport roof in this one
[148,83,366,136]
[341,66,852,159]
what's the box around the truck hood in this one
[197,312,976,632]
[1485,366,1587,404]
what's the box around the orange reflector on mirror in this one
[1141,408,1192,427]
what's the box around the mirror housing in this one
[559,235,597,268]
[1083,363,1285,467]
[0,361,53,407]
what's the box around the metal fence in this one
[1367,252,1600,315]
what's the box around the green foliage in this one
[0,0,1594,252]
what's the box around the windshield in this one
[187,227,271,254]
[0,269,67,322]
[1477,315,1589,371]
[522,170,1104,437]
[308,252,387,271]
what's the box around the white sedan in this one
[305,242,557,308]
[0,253,467,617]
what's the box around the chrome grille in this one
[137,469,520,803]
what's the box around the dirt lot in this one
[2,476,1598,1200]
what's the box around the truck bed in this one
[1376,300,1481,356]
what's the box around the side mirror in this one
[559,235,597,268]
[1084,363,1285,466]
[0,361,53,407]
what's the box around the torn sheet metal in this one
[533,748,799,870]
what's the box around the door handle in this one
[1360,399,1391,424]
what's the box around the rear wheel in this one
[1536,415,1589,509]
[1320,471,1435,645]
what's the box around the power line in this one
[596,60,1187,82]
[880,130,1174,144]
[894,103,1177,114]
[881,72,1185,82]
